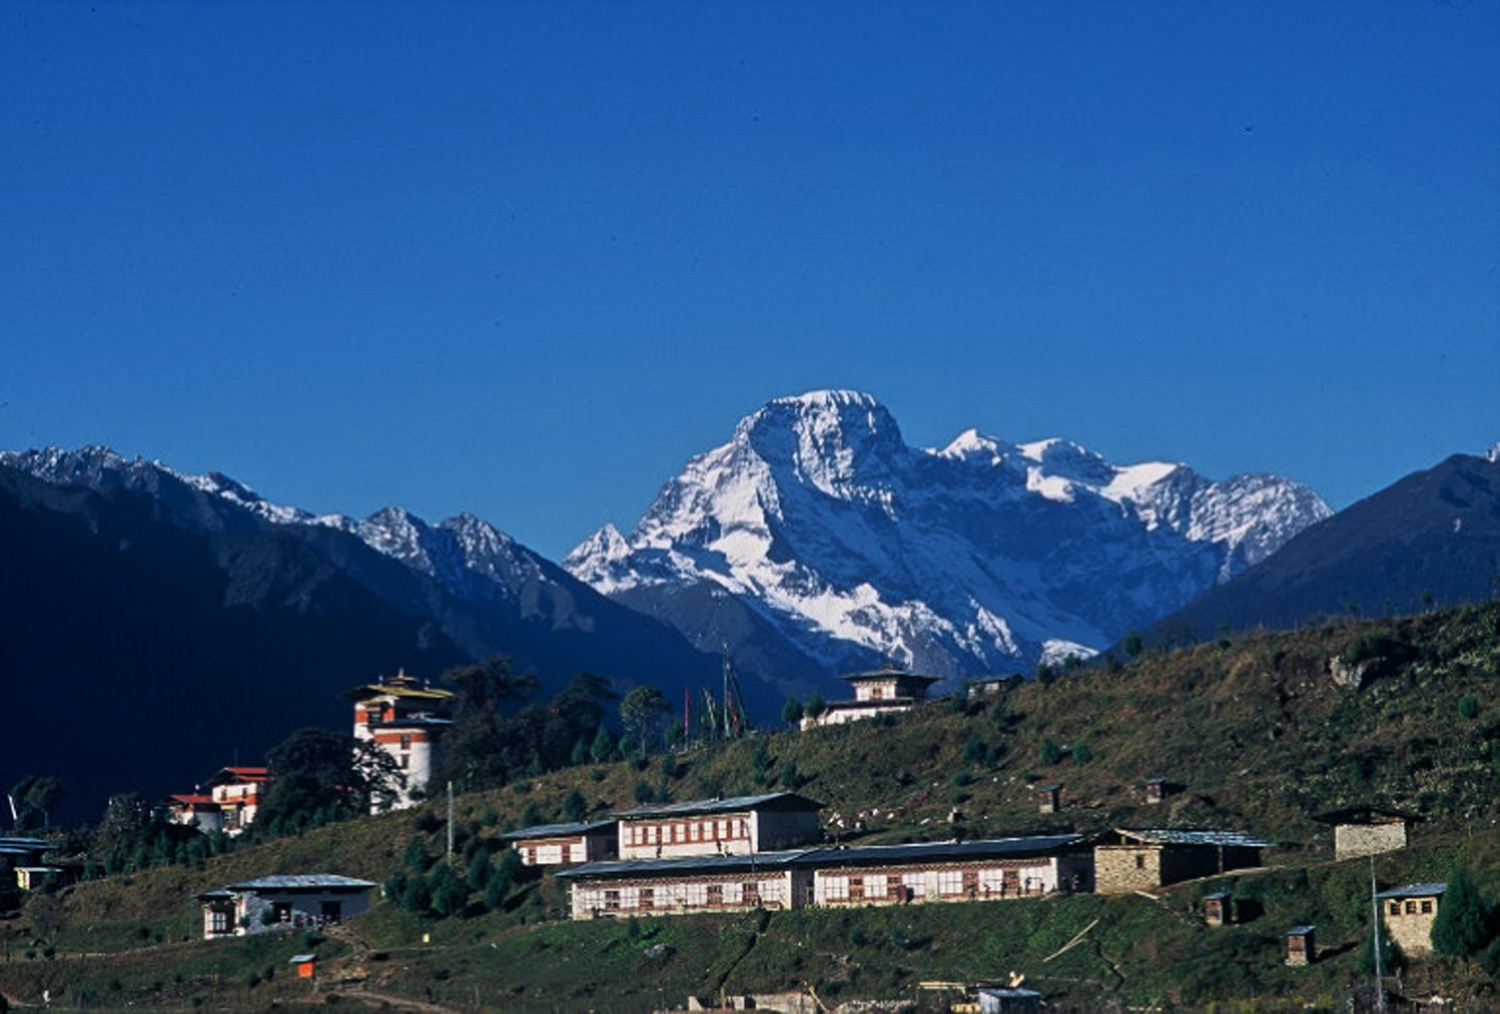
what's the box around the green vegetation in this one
[3,603,1497,1011]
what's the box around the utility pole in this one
[1370,857,1386,1013]
[446,780,455,861]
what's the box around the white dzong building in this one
[345,670,454,811]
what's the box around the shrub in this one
[1039,738,1063,766]
[1458,694,1480,720]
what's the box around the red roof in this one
[207,766,269,785]
[169,794,219,808]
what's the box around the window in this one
[321,901,342,925]
[707,884,723,906]
[824,877,849,902]
[743,882,760,907]
[272,902,293,924]
[962,870,979,897]
[639,888,654,911]
[1421,900,1433,914]
[209,908,230,934]
[849,877,865,903]
[399,754,409,770]
[1406,900,1417,915]
[400,735,411,750]
[604,890,620,911]
[1134,854,1147,870]
[937,870,964,896]
[1389,902,1401,916]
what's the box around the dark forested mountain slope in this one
[1147,452,1500,644]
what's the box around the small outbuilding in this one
[1037,785,1062,814]
[978,987,1042,1014]
[1286,925,1316,966]
[1143,777,1179,805]
[1202,891,1231,927]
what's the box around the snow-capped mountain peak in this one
[566,391,1332,680]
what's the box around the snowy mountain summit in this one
[565,390,1331,683]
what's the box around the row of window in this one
[820,868,1045,902]
[1388,899,1434,916]
[582,879,785,913]
[623,817,749,847]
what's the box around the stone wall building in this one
[1314,806,1413,861]
[1377,882,1446,955]
[1094,829,1272,893]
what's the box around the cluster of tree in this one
[384,832,530,919]
[7,775,66,831]
[89,792,233,875]
[439,661,619,793]
[438,660,693,794]
[1431,865,1500,977]
[248,727,403,838]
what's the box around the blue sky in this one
[4,1,1497,561]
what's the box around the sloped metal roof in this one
[802,834,1086,868]
[1376,882,1447,899]
[1110,828,1275,848]
[614,792,822,820]
[500,818,618,841]
[556,849,816,880]
[223,874,376,891]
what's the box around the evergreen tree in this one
[562,788,588,823]
[590,727,618,764]
[1432,866,1497,961]
[466,850,492,892]
[620,686,672,755]
[781,698,804,726]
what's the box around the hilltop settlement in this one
[2,606,1500,1012]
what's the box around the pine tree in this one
[1432,866,1496,961]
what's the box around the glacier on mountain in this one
[564,390,1332,681]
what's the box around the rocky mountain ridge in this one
[565,390,1332,684]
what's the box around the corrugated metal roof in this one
[223,874,376,891]
[556,849,815,880]
[556,835,1087,880]
[0,838,49,849]
[1287,925,1316,935]
[1111,828,1275,848]
[501,819,618,841]
[1376,882,1447,899]
[802,835,1085,868]
[614,792,822,820]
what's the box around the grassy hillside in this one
[3,603,1497,1011]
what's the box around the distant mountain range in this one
[1145,446,1500,644]
[6,403,1490,820]
[0,447,722,820]
[565,391,1331,689]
